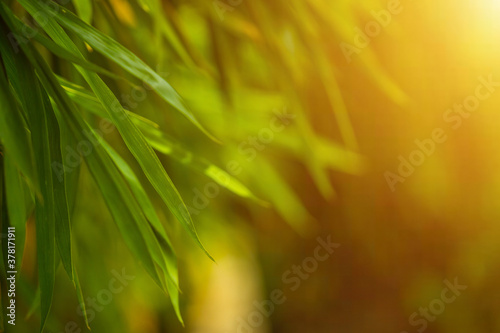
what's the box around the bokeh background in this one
[8,0,500,332]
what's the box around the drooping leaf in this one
[17,0,214,262]
[57,79,265,204]
[21,0,218,142]
[97,138,182,322]
[0,7,183,321]
[0,18,74,284]
[0,49,36,194]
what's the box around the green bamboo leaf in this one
[142,129,267,205]
[59,92,182,321]
[25,77,56,333]
[0,7,183,320]
[56,76,159,128]
[0,20,74,284]
[7,14,123,81]
[44,94,74,284]
[57,79,265,204]
[23,36,162,281]
[73,267,90,330]
[24,282,41,319]
[98,139,178,278]
[97,138,182,322]
[17,0,214,261]
[22,0,218,142]
[0,11,80,332]
[52,103,88,328]
[0,53,36,194]
[33,38,165,290]
[52,100,169,320]
[54,99,81,216]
